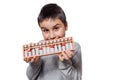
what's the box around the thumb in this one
[58,53,64,61]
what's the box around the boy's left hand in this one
[58,50,74,61]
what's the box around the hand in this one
[24,56,40,63]
[58,50,74,61]
[23,42,41,63]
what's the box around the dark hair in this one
[37,3,67,26]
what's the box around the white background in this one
[0,0,120,80]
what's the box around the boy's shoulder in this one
[74,41,81,52]
[74,41,81,48]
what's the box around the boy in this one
[24,3,82,80]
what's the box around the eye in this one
[54,26,59,31]
[42,29,49,33]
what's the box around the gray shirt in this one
[26,42,82,80]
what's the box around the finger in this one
[34,56,40,62]
[67,50,75,56]
[26,57,30,63]
[58,53,64,61]
[30,57,35,63]
[65,50,72,58]
[61,51,69,60]
[24,58,27,62]
[24,58,29,63]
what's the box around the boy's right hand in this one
[23,42,41,63]
[24,56,40,63]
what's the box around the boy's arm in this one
[58,42,82,80]
[26,60,42,80]
[71,42,82,79]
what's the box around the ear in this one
[65,22,68,31]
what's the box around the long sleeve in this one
[72,42,82,80]
[58,42,82,80]
[26,61,42,80]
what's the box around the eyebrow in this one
[41,24,60,29]
[53,24,60,28]
[40,27,46,29]
[40,26,48,30]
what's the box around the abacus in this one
[22,37,74,59]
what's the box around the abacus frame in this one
[22,37,74,59]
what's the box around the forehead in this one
[39,18,63,28]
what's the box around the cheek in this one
[55,30,65,37]
[42,33,48,40]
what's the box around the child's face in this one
[39,18,68,40]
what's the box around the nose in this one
[49,31,56,40]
